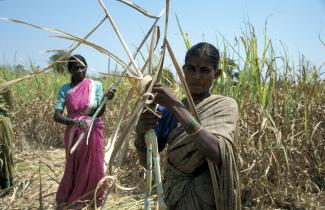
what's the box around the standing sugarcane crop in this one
[135,42,241,210]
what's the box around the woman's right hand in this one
[152,83,179,109]
[136,106,161,135]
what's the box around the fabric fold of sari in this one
[56,79,105,209]
[163,95,240,210]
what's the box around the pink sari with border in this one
[56,79,105,209]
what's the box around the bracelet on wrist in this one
[185,117,202,135]
[189,125,203,136]
[63,118,69,125]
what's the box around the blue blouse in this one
[155,105,178,151]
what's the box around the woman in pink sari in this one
[54,55,115,209]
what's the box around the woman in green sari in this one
[0,78,14,190]
[135,42,240,210]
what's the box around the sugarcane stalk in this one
[70,131,86,154]
[98,0,141,76]
[144,131,153,210]
[148,129,166,210]
[141,23,168,210]
[85,93,112,145]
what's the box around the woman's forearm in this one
[53,110,75,126]
[167,100,221,165]
[192,128,221,165]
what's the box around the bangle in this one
[134,140,147,152]
[189,125,203,136]
[185,117,201,135]
[64,118,71,125]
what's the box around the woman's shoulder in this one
[58,83,71,92]
[211,94,237,104]
[89,79,103,88]
[206,95,238,110]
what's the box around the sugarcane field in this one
[0,0,325,209]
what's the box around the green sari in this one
[163,95,241,210]
[0,78,14,190]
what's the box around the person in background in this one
[135,42,241,210]
[54,54,115,209]
[0,78,14,193]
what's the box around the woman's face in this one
[69,61,87,82]
[183,55,220,97]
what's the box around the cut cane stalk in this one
[165,39,198,119]
[140,25,160,210]
[142,24,167,210]
[98,0,141,76]
[69,119,92,153]
[163,0,170,43]
[147,129,167,210]
[140,26,168,210]
[68,127,77,151]
[70,131,86,154]
[144,131,153,210]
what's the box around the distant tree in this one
[49,51,70,73]
[14,64,25,72]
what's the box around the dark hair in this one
[185,42,220,69]
[68,54,87,70]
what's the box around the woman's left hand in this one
[152,83,179,108]
[105,87,116,100]
[74,119,89,129]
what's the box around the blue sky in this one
[1,0,325,76]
